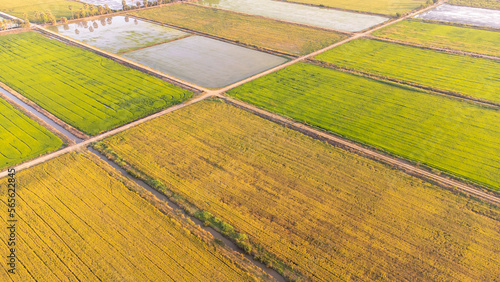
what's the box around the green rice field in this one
[131,4,347,55]
[373,20,500,57]
[448,0,500,10]
[227,63,500,190]
[315,38,500,103]
[0,96,62,170]
[0,32,192,136]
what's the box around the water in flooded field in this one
[415,4,500,29]
[123,36,289,88]
[78,0,137,10]
[197,0,389,32]
[48,16,189,53]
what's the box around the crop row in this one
[228,63,500,190]
[98,100,500,281]
[0,32,192,136]
[0,152,257,281]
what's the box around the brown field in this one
[97,100,500,281]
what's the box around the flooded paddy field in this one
[78,0,136,10]
[197,0,389,32]
[123,36,289,88]
[48,16,189,53]
[415,4,500,28]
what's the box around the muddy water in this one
[415,4,500,28]
[78,0,137,10]
[122,35,289,88]
[198,0,388,32]
[0,86,82,143]
[88,147,285,282]
[47,16,189,53]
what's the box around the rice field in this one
[0,152,262,281]
[0,96,62,170]
[97,100,500,281]
[0,0,85,22]
[47,16,190,54]
[196,0,389,32]
[0,32,192,135]
[315,38,500,103]
[448,0,500,10]
[415,4,500,28]
[373,20,500,57]
[131,4,348,55]
[227,63,500,190]
[282,0,427,15]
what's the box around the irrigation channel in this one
[88,147,286,282]
[0,86,83,143]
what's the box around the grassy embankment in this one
[278,0,427,15]
[448,0,500,10]
[227,63,500,190]
[130,4,347,55]
[315,38,500,103]
[0,97,62,169]
[0,32,192,136]
[96,100,500,281]
[0,152,264,281]
[373,20,500,57]
[0,0,85,21]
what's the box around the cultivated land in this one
[131,4,348,55]
[281,0,427,15]
[448,0,500,10]
[227,63,500,190]
[0,32,192,136]
[0,97,62,170]
[97,100,500,281]
[415,4,500,29]
[315,38,500,103]
[0,0,84,22]
[0,152,262,281]
[373,20,500,57]
[48,16,190,54]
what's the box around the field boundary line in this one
[128,15,299,58]
[0,81,89,140]
[216,95,500,207]
[367,35,500,61]
[34,26,208,94]
[306,58,500,109]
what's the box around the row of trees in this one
[122,0,173,11]
[69,4,113,20]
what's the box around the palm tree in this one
[68,5,74,19]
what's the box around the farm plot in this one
[131,4,347,55]
[97,100,500,281]
[227,63,500,190]
[79,0,136,10]
[373,20,500,57]
[197,0,389,32]
[415,4,500,28]
[0,152,261,281]
[315,38,500,103]
[280,0,427,15]
[122,36,288,88]
[448,0,500,10]
[0,0,85,22]
[0,95,62,170]
[0,32,192,136]
[48,16,190,54]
